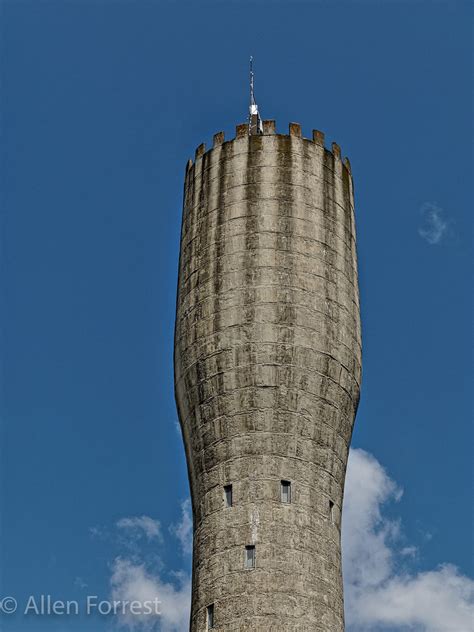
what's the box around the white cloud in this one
[117,516,163,543]
[110,558,191,632]
[107,507,192,631]
[169,500,193,556]
[418,202,449,244]
[400,546,417,558]
[343,448,474,632]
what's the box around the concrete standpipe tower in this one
[174,83,361,632]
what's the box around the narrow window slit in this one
[207,603,214,629]
[281,480,291,503]
[224,484,233,508]
[245,545,256,569]
[329,500,335,523]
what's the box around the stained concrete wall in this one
[174,121,361,632]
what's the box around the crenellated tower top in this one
[186,121,353,177]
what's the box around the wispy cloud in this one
[89,525,108,540]
[343,448,474,631]
[169,500,193,556]
[110,558,190,632]
[103,504,192,631]
[117,516,163,543]
[418,202,449,244]
[74,576,88,590]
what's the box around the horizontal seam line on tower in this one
[177,301,361,351]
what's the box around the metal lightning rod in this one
[248,56,262,135]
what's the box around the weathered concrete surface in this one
[174,122,361,631]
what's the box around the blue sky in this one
[1,1,472,631]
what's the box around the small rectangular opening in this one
[329,500,335,523]
[224,484,233,508]
[245,545,256,569]
[207,604,214,629]
[281,480,291,503]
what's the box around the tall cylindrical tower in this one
[174,120,361,631]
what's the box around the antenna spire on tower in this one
[248,56,263,135]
